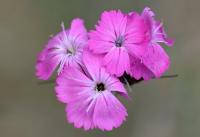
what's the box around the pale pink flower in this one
[88,10,148,77]
[56,50,128,131]
[35,18,87,80]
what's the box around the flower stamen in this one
[115,36,124,47]
[96,82,105,92]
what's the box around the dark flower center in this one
[115,36,124,47]
[66,47,76,56]
[66,49,73,54]
[96,83,105,92]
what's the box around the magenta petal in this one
[68,18,87,42]
[109,81,129,98]
[142,44,170,78]
[141,7,174,47]
[67,101,95,130]
[165,38,174,47]
[103,47,130,76]
[88,31,113,54]
[125,42,147,58]
[100,10,127,38]
[126,12,147,44]
[35,32,65,80]
[124,12,148,57]
[130,56,154,80]
[83,50,104,80]
[36,52,61,80]
[141,7,154,32]
[142,7,155,18]
[56,66,93,103]
[93,92,127,131]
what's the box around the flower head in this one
[130,7,174,80]
[35,18,87,80]
[56,50,128,131]
[88,10,148,77]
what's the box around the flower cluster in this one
[35,7,174,131]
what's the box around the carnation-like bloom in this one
[130,7,174,80]
[88,10,148,77]
[35,18,87,80]
[56,50,128,131]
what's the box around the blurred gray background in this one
[0,0,199,137]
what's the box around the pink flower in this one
[35,18,87,80]
[88,10,148,77]
[55,50,128,131]
[130,7,174,80]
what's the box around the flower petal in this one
[68,18,88,43]
[56,66,93,103]
[142,7,174,47]
[66,100,95,130]
[35,50,61,80]
[93,92,127,131]
[126,12,147,44]
[130,56,154,80]
[88,31,113,54]
[103,47,130,77]
[142,44,170,78]
[83,50,104,80]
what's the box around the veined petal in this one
[141,7,174,47]
[130,56,154,80]
[36,52,61,80]
[88,31,113,54]
[83,50,104,80]
[142,44,170,78]
[103,47,130,77]
[93,92,127,131]
[109,81,129,98]
[126,12,147,44]
[66,100,95,130]
[125,43,147,58]
[56,66,93,103]
[68,18,88,43]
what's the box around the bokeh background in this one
[0,0,199,137]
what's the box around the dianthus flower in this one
[36,19,87,80]
[88,10,148,76]
[130,7,174,80]
[56,50,128,131]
